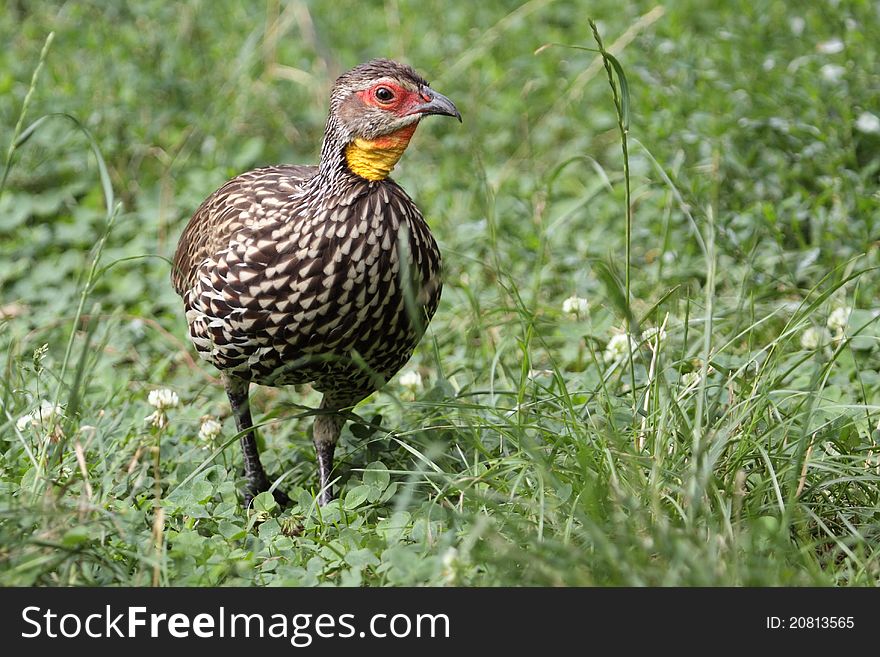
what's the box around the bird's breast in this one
[186,182,441,385]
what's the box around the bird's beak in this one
[412,88,462,122]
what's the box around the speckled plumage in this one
[171,59,459,505]
[172,165,441,398]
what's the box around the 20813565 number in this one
[788,617,854,629]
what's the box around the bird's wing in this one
[171,165,316,295]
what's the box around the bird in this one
[171,59,460,507]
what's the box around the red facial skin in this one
[354,82,427,147]
[356,81,430,114]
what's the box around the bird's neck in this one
[343,123,418,181]
[315,115,417,186]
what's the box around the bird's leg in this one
[313,396,349,506]
[224,374,289,507]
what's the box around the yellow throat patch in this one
[344,123,418,181]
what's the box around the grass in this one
[1,0,879,586]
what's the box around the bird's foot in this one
[271,486,291,507]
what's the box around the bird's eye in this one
[374,86,395,103]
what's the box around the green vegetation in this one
[2,0,879,586]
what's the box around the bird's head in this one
[327,59,461,181]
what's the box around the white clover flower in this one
[800,326,831,350]
[604,333,636,363]
[817,38,844,54]
[198,416,223,446]
[399,370,423,390]
[855,112,880,135]
[820,64,845,83]
[528,369,554,381]
[145,411,168,430]
[145,388,179,429]
[642,326,667,344]
[15,414,31,432]
[440,547,459,585]
[16,400,63,431]
[148,388,180,410]
[562,295,589,316]
[657,40,675,55]
[128,319,146,339]
[826,306,851,336]
[789,17,805,36]
[16,401,64,443]
[34,401,62,424]
[680,371,701,388]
